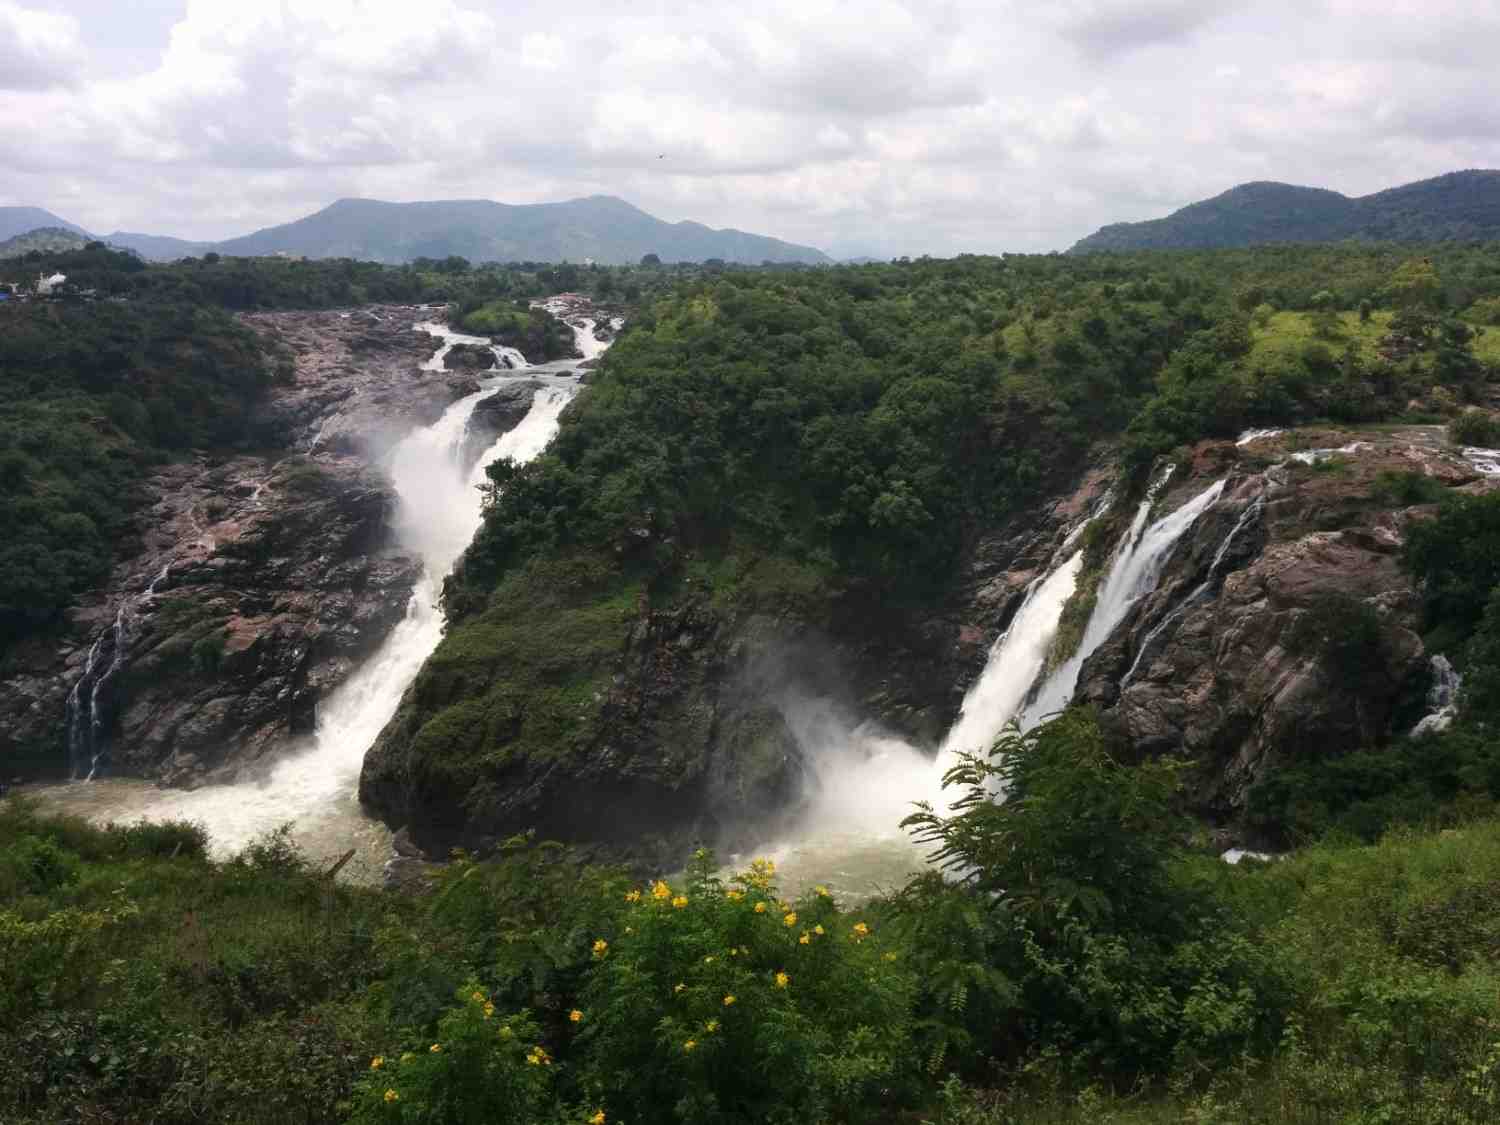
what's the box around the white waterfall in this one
[1017,475,1225,729]
[1412,654,1462,736]
[38,313,597,874]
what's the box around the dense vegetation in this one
[11,712,1500,1123]
[0,300,269,646]
[1071,169,1500,252]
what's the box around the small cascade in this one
[1019,473,1226,728]
[1412,654,1462,736]
[64,563,175,779]
[1290,441,1370,465]
[1461,447,1500,476]
[495,345,528,370]
[1120,492,1264,686]
[1236,427,1284,447]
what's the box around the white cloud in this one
[0,0,1493,254]
[0,1,83,89]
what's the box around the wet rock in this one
[444,343,496,372]
[461,381,543,470]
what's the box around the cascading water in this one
[1412,654,1462,736]
[36,314,594,877]
[1017,473,1225,729]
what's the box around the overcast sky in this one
[1,0,1496,257]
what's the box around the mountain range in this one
[1070,170,1500,252]
[0,195,830,265]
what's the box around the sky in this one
[1,0,1497,258]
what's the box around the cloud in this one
[1054,0,1232,57]
[0,0,1493,255]
[0,1,82,89]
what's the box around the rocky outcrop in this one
[444,343,497,372]
[0,306,467,783]
[1072,427,1495,838]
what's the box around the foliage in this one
[1403,491,1500,645]
[1449,408,1500,447]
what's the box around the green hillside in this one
[1072,170,1500,252]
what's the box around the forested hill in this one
[1071,169,1500,252]
[212,195,831,265]
[0,207,87,242]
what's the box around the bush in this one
[1449,409,1500,447]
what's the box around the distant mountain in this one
[0,226,92,259]
[1071,170,1500,253]
[212,195,831,265]
[0,207,89,243]
[104,231,216,261]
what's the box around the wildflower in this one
[815,884,830,898]
[783,911,797,927]
[483,1001,495,1018]
[526,1046,552,1066]
[592,938,609,958]
[570,1009,584,1023]
[799,932,811,945]
[813,924,825,936]
[754,902,767,914]
[430,1044,442,1053]
[471,990,485,1003]
[384,1089,399,1103]
[704,955,715,964]
[625,889,641,902]
[775,971,789,989]
[590,1112,607,1125]
[652,880,671,900]
[672,895,689,909]
[684,1039,698,1052]
[852,922,870,937]
[705,1019,720,1033]
[674,982,685,994]
[726,890,743,901]
[723,994,737,1007]
[370,1056,384,1070]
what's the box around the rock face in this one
[0,307,465,783]
[1072,427,1493,838]
[443,343,497,372]
[460,381,543,471]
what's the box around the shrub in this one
[1449,409,1500,448]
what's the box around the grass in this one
[1249,310,1395,368]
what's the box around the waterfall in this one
[65,562,174,779]
[42,311,602,869]
[1018,474,1226,729]
[1412,654,1462,736]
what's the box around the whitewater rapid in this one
[31,318,587,879]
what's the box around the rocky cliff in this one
[0,306,493,784]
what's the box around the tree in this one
[1384,257,1441,309]
[639,253,661,266]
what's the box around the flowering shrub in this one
[347,985,553,1124]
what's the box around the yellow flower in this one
[815,884,830,898]
[526,1046,552,1066]
[592,938,609,958]
[704,955,715,964]
[430,1043,442,1053]
[729,948,738,957]
[852,922,870,937]
[370,1056,384,1070]
[672,895,689,909]
[570,1009,583,1023]
[813,925,825,936]
[722,994,736,1007]
[384,1089,399,1103]
[674,982,685,994]
[726,890,743,901]
[799,932,811,945]
[684,1039,698,1052]
[783,911,797,927]
[775,971,789,989]
[483,1001,495,1018]
[471,990,485,1003]
[754,902,767,914]
[625,889,641,903]
[590,1112,607,1125]
[652,880,671,900]
[705,1019,720,1033]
